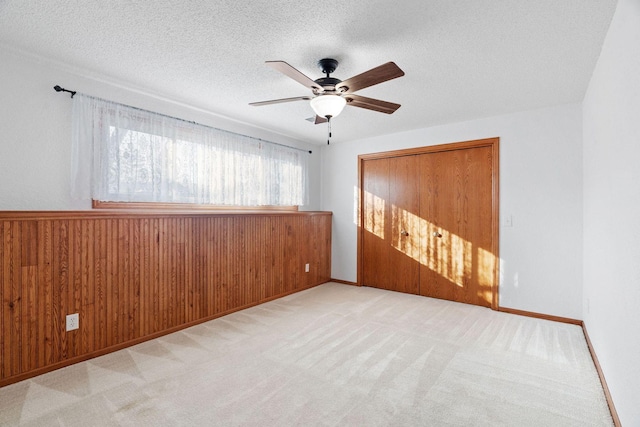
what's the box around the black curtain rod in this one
[53,85,312,154]
[53,85,76,98]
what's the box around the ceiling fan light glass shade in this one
[310,95,347,118]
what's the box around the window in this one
[71,95,309,207]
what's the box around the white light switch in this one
[504,215,513,227]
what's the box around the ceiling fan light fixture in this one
[310,94,346,119]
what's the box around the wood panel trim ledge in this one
[1,211,332,387]
[0,210,327,220]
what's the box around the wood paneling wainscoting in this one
[0,211,332,387]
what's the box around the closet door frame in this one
[357,137,500,309]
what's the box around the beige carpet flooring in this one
[0,282,613,426]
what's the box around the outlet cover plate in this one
[66,313,79,331]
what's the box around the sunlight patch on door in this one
[391,204,421,261]
[390,206,476,289]
[477,247,496,301]
[363,190,386,239]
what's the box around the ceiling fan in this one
[250,58,405,142]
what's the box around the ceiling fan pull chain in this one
[327,116,332,145]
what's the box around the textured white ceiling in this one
[0,0,616,144]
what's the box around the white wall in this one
[2,7,636,421]
[583,0,640,424]
[321,103,584,319]
[0,47,321,211]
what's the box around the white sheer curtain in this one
[71,95,309,206]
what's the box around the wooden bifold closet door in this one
[359,138,499,308]
[362,155,420,295]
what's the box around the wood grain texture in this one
[359,138,499,309]
[362,157,420,294]
[419,146,494,307]
[362,158,391,290]
[389,156,420,294]
[0,211,331,386]
[497,306,582,325]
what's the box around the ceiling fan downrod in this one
[318,58,339,78]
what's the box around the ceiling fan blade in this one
[336,62,405,94]
[249,96,312,106]
[266,61,324,92]
[344,94,401,114]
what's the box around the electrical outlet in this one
[305,263,310,273]
[66,313,79,331]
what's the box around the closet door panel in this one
[419,146,493,307]
[362,158,392,290]
[388,156,420,294]
[419,151,452,301]
[360,138,498,308]
[362,156,420,293]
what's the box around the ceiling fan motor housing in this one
[314,77,342,93]
[318,58,339,75]
[314,58,343,93]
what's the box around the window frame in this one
[91,200,298,212]
[71,94,310,210]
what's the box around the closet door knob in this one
[433,231,442,238]
[401,230,409,236]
